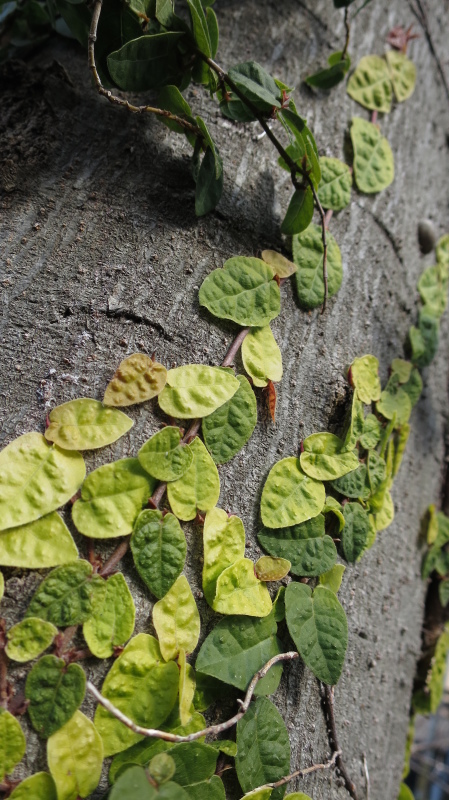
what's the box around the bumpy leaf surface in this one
[159,365,239,419]
[317,157,352,211]
[198,258,280,326]
[292,224,343,309]
[202,375,257,464]
[351,117,394,194]
[26,656,86,738]
[153,576,201,661]
[72,458,155,539]
[385,51,416,102]
[0,709,26,781]
[6,617,57,663]
[261,250,297,278]
[213,558,272,617]
[167,741,218,786]
[0,433,85,531]
[83,573,135,658]
[260,457,325,529]
[26,561,96,627]
[235,697,290,800]
[45,399,133,450]
[350,354,381,403]
[255,556,291,581]
[258,515,337,576]
[360,414,381,450]
[342,502,370,562]
[178,650,195,727]
[47,711,103,799]
[409,309,439,368]
[436,235,449,265]
[138,427,193,481]
[0,513,78,568]
[104,354,167,407]
[377,376,412,425]
[9,773,57,799]
[300,433,359,481]
[285,583,348,684]
[202,507,245,605]
[417,265,448,318]
[347,55,392,112]
[167,438,220,521]
[131,509,186,599]
[241,326,283,388]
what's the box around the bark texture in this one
[1,0,449,798]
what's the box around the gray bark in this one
[1,0,449,798]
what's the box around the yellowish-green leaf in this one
[0,709,26,781]
[0,513,78,568]
[138,427,193,482]
[417,264,448,318]
[213,558,272,617]
[241,326,283,388]
[9,773,57,800]
[178,649,196,727]
[360,414,381,450]
[159,365,239,419]
[153,576,201,661]
[377,378,412,426]
[317,157,352,211]
[6,618,57,663]
[319,564,346,593]
[47,711,103,800]
[343,393,364,451]
[83,573,135,658]
[103,353,167,407]
[72,458,155,539]
[255,556,290,581]
[351,117,394,194]
[292,224,343,309]
[373,489,394,532]
[242,791,273,799]
[347,55,392,112]
[0,572,3,602]
[427,624,449,713]
[202,507,245,606]
[45,399,133,450]
[131,509,186,599]
[350,354,381,403]
[436,234,449,265]
[397,784,415,800]
[261,250,297,278]
[198,257,280,327]
[300,433,359,481]
[261,457,325,529]
[167,438,220,521]
[393,423,410,477]
[385,50,416,102]
[0,433,85,532]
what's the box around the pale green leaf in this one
[393,423,410,477]
[317,157,352,211]
[138,427,193,482]
[377,378,412,426]
[26,561,97,627]
[300,433,359,481]
[167,438,220,521]
[72,458,155,539]
[342,502,370,562]
[258,514,337,576]
[9,773,57,800]
[202,507,245,605]
[47,711,103,800]
[178,650,195,727]
[397,784,415,800]
[45,398,133,450]
[373,489,394,532]
[241,790,273,799]
[260,457,325,529]
[0,433,85,531]
[26,656,86,738]
[436,234,449,265]
[319,564,346,593]
[202,374,257,464]
[213,558,272,617]
[149,752,176,784]
[0,709,26,782]
[386,50,416,102]
[104,354,167,407]
[347,55,392,112]
[391,358,413,383]
[292,224,343,309]
[241,326,283,388]
[0,513,78,568]
[343,393,364,451]
[350,354,381,403]
[0,572,3,602]
[83,573,135,658]
[427,624,449,713]
[159,365,239,419]
[417,264,448,318]
[261,250,297,278]
[6,617,57,663]
[109,765,157,798]
[131,509,186,599]
[255,556,291,581]
[351,117,394,194]
[153,576,201,661]
[285,583,348,684]
[198,257,280,327]
[360,414,381,450]
[94,634,179,755]
[235,696,290,800]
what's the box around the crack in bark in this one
[105,308,173,341]
[354,201,405,267]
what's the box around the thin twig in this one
[320,683,359,800]
[88,651,299,742]
[222,327,251,367]
[0,649,8,710]
[250,749,341,792]
[341,8,351,60]
[363,752,370,800]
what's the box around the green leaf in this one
[285,583,348,684]
[149,752,176,784]
[26,656,86,738]
[436,234,449,265]
[319,564,346,593]
[138,427,193,482]
[202,375,257,464]
[107,32,184,92]
[385,51,416,102]
[439,580,449,607]
[103,354,167,407]
[206,7,218,57]
[178,649,195,726]
[427,625,449,713]
[94,634,179,755]
[47,711,103,800]
[186,0,211,56]
[202,507,245,605]
[208,740,237,756]
[235,697,290,800]
[377,385,411,427]
[350,354,381,403]
[72,458,155,539]
[0,433,85,531]
[0,572,3,602]
[45,398,133,450]
[351,117,394,194]
[372,489,394,532]
[255,556,291,581]
[131,509,186,599]
[279,109,321,189]
[6,617,57,663]
[195,146,224,216]
[227,61,281,116]
[166,741,218,785]
[392,423,410,477]
[417,264,448,318]
[281,188,314,235]
[153,576,201,661]
[260,457,325,529]
[258,515,337,576]
[241,326,283,388]
[305,51,351,91]
[331,450,386,500]
[0,513,78,568]
[261,250,297,278]
[183,776,225,800]
[409,309,439,368]
[300,433,359,481]
[0,709,26,782]
[343,393,364,451]
[196,614,283,694]
[317,157,352,211]
[154,0,174,26]
[292,223,343,309]
[159,365,239,419]
[359,414,381,449]
[347,55,392,112]
[397,784,415,800]
[199,257,280,327]
[55,0,90,47]
[83,573,135,658]
[213,558,272,617]
[158,85,196,144]
[9,773,57,800]
[341,502,370,562]
[167,438,220,521]
[109,765,156,799]
[26,561,97,627]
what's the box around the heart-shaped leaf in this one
[45,399,133,450]
[359,414,381,450]
[292,224,343,309]
[347,55,392,112]
[351,117,394,194]
[83,573,135,658]
[258,514,337,576]
[9,773,57,800]
[138,427,193,482]
[47,711,103,799]
[317,157,352,211]
[199,257,280,327]
[131,509,187,599]
[341,502,370,562]
[305,50,351,91]
[235,697,290,800]
[300,433,359,480]
[377,375,412,425]
[241,326,283,388]
[350,354,381,403]
[153,576,201,661]
[26,561,97,627]
[103,354,167,407]
[202,374,257,464]
[26,655,86,738]
[0,710,26,782]
[213,558,272,617]
[159,365,239,419]
[0,513,78,568]
[167,438,220,521]
[6,617,57,663]
[409,308,439,368]
[331,450,386,500]
[385,50,416,102]
[260,457,325,529]
[202,507,245,605]
[417,264,448,318]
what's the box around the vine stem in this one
[341,7,351,60]
[320,683,359,800]
[87,651,299,742]
[249,748,341,792]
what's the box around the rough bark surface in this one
[1,0,449,798]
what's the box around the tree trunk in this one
[1,0,449,798]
